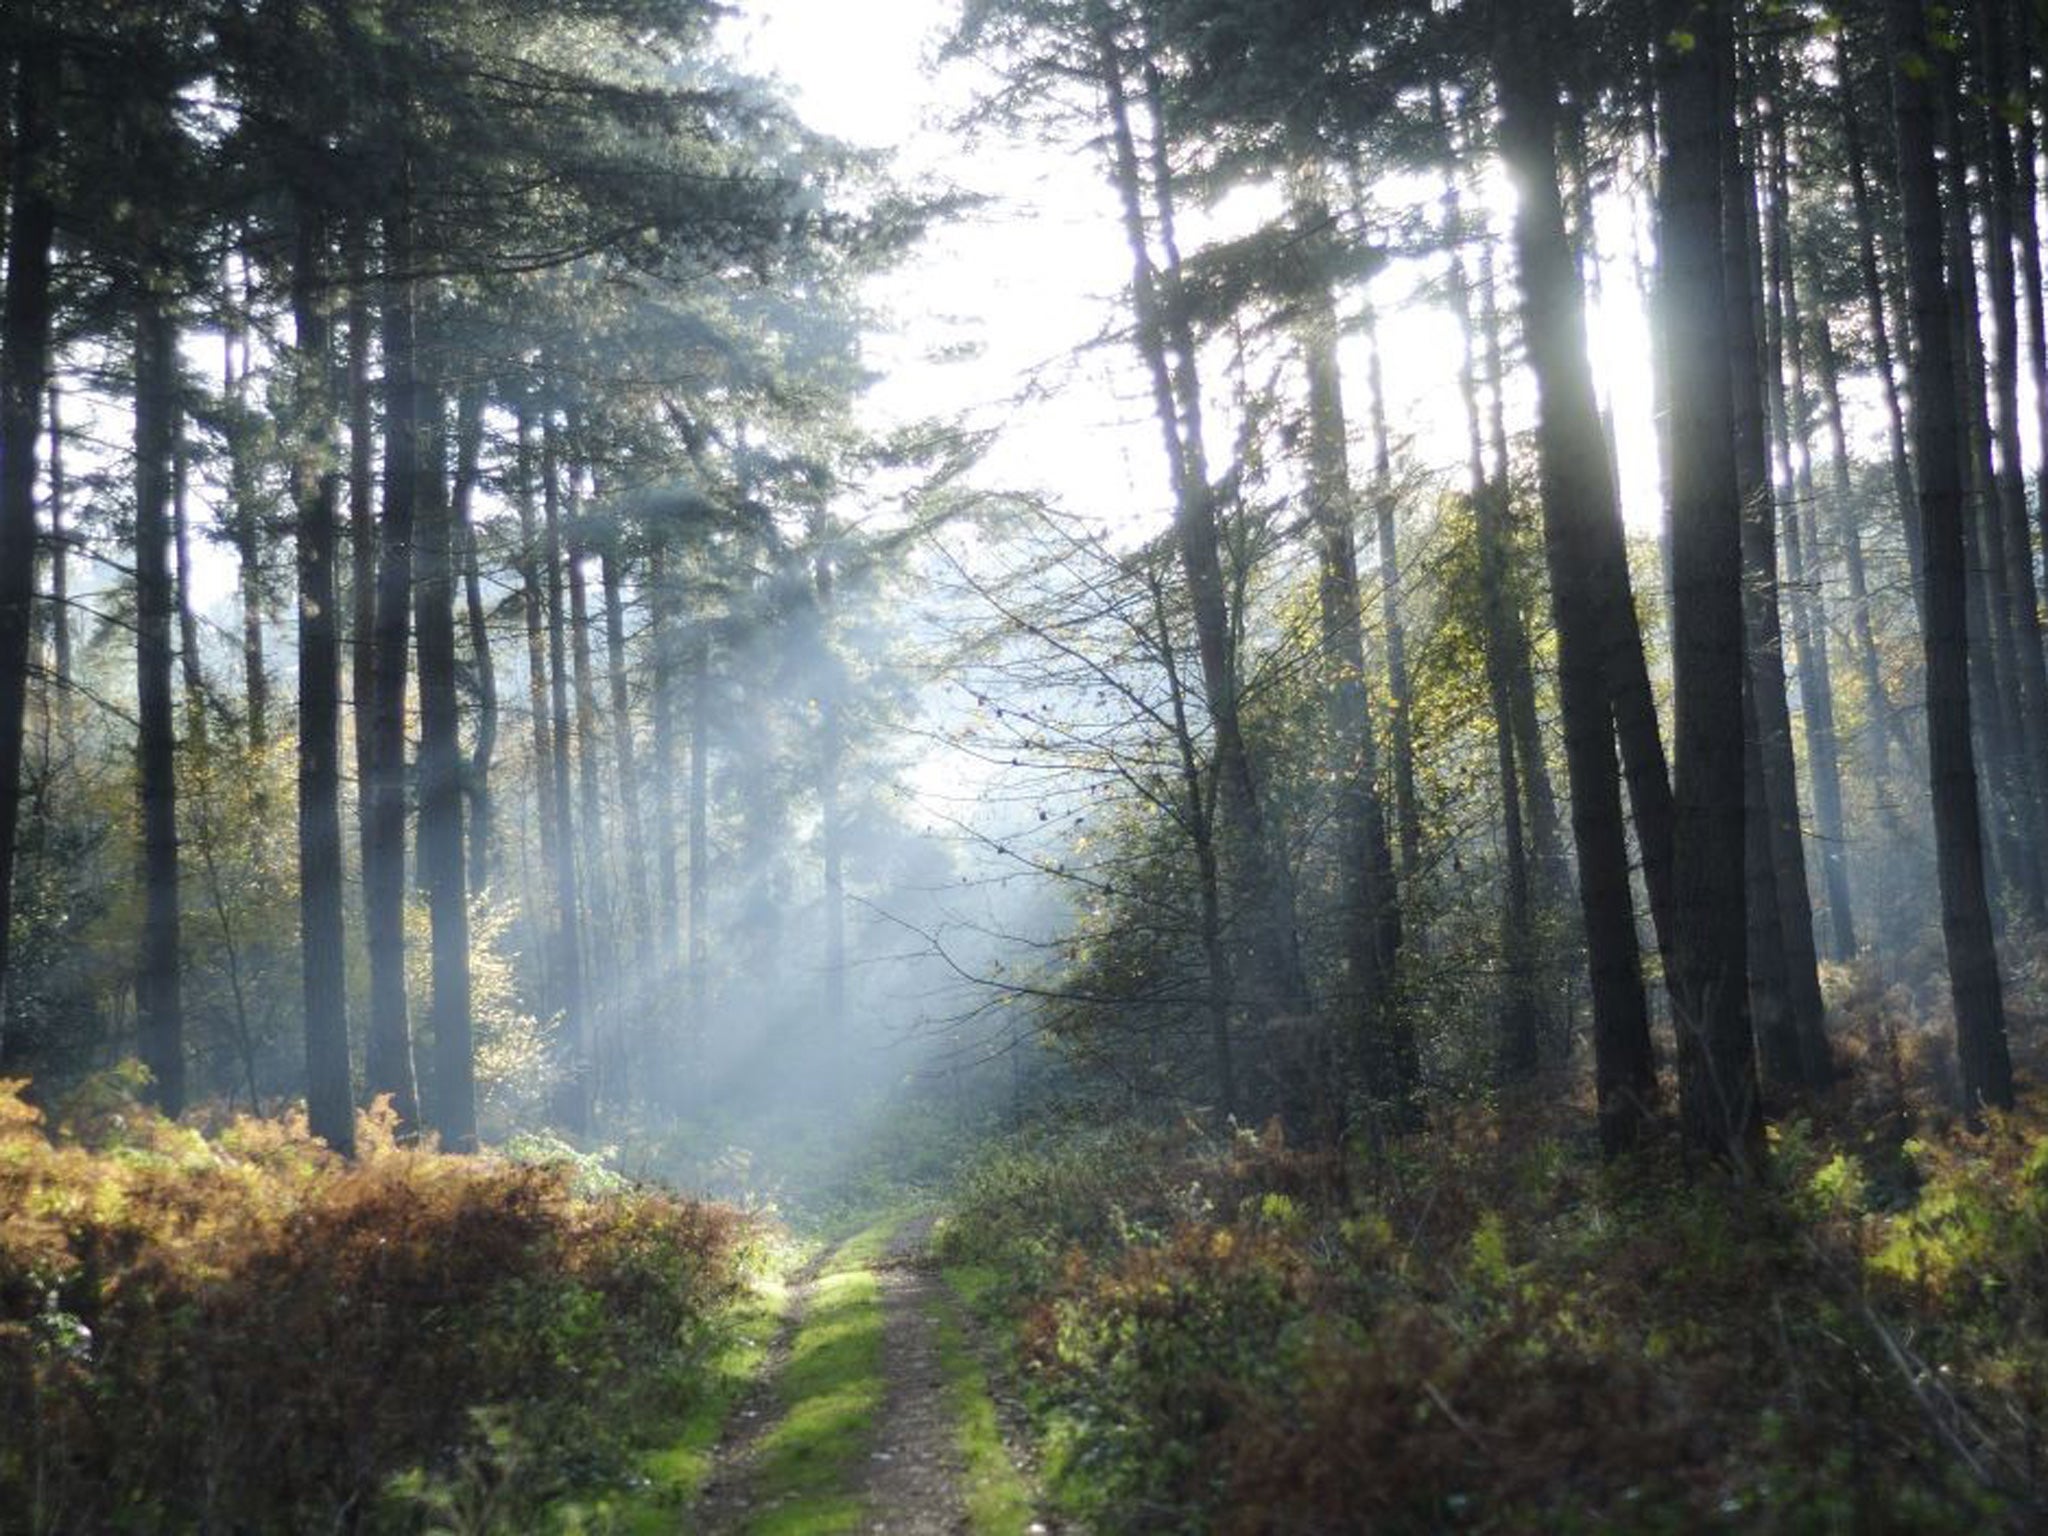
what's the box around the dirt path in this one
[860,1213,972,1535]
[689,1213,1041,1535]
[690,1250,828,1535]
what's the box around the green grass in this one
[931,1275,1037,1536]
[823,1206,919,1273]
[743,1256,889,1536]
[558,1272,793,1533]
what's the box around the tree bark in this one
[1765,99,1857,961]
[1886,0,2015,1118]
[0,27,56,1047]
[1361,300,1423,885]
[541,406,589,1135]
[135,293,186,1116]
[1837,28,1925,614]
[290,201,354,1155]
[1095,23,1318,1059]
[1655,0,1761,1161]
[348,232,377,881]
[412,319,475,1151]
[363,194,422,1133]
[1728,55,1829,1091]
[1295,175,1396,1104]
[454,383,495,894]
[1493,2,1659,1153]
[601,541,651,955]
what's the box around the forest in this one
[4,0,2048,1530]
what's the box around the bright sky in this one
[730,0,1678,545]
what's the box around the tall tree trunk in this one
[1437,134,1540,1076]
[688,626,711,1059]
[1765,100,1857,961]
[515,403,556,883]
[1152,570,1235,1117]
[1837,29,1925,613]
[363,195,422,1133]
[1475,200,1565,895]
[171,401,205,716]
[1493,2,1659,1153]
[1973,0,2048,863]
[1729,59,1829,1091]
[412,319,474,1152]
[648,546,680,969]
[1886,0,2015,1117]
[600,543,650,955]
[813,548,848,1046]
[0,27,57,1045]
[541,407,588,1135]
[1296,177,1400,1116]
[1940,50,2044,915]
[1655,0,1761,1162]
[1810,303,1902,793]
[225,259,267,749]
[564,452,613,1103]
[46,379,68,703]
[290,201,353,1155]
[1361,299,1423,885]
[454,384,495,894]
[2008,4,2048,548]
[348,233,378,880]
[1096,24,1316,1055]
[135,294,186,1117]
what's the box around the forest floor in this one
[691,1210,1045,1536]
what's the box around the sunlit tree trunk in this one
[1940,51,2044,914]
[454,384,495,893]
[1095,22,1317,1066]
[1492,0,1658,1153]
[515,403,557,885]
[1655,0,1760,1162]
[1972,0,2048,874]
[812,547,848,1045]
[688,625,712,1061]
[347,230,378,881]
[540,405,588,1135]
[601,541,651,954]
[225,256,267,749]
[1837,28,1924,612]
[648,545,681,969]
[135,290,186,1116]
[1437,126,1539,1077]
[1764,96,1856,962]
[1361,300,1422,886]
[1886,0,2014,1118]
[363,188,422,1133]
[290,201,354,1155]
[171,402,205,715]
[1810,303,1901,792]
[565,448,614,1103]
[412,313,475,1151]
[1728,59,1828,1092]
[46,380,69,706]
[1151,568,1235,1118]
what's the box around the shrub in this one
[0,1073,752,1534]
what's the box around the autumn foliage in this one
[0,1071,751,1533]
[942,1086,2048,1533]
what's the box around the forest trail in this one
[862,1213,973,1534]
[691,1212,1042,1536]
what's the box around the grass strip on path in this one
[739,1214,905,1536]
[931,1270,1037,1536]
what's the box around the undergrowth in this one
[936,992,2048,1534]
[0,1068,758,1535]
